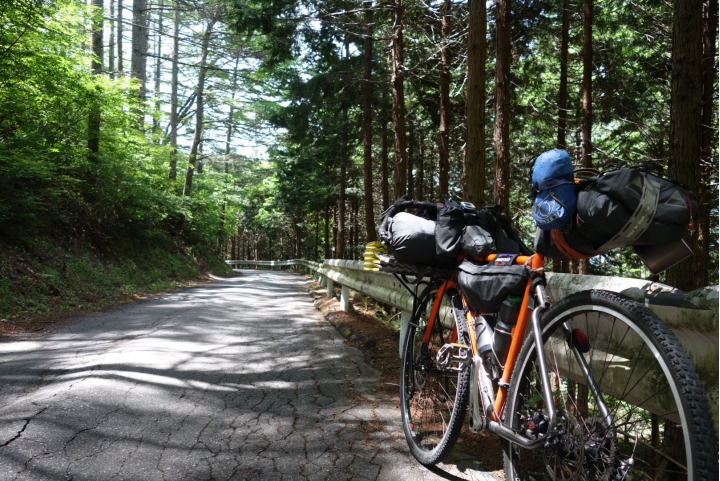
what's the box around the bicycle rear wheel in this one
[400,288,470,466]
[503,290,717,481]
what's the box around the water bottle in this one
[493,295,522,366]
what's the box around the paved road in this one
[0,270,499,480]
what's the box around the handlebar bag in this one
[457,257,529,312]
[385,212,438,263]
[531,149,577,231]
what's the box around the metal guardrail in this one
[227,258,719,424]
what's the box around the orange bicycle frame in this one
[421,252,546,421]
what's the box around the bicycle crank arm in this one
[487,420,546,450]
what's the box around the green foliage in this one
[0,0,243,321]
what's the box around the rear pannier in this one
[535,167,698,260]
[457,256,529,312]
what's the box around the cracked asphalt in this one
[0,269,500,481]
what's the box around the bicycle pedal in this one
[437,343,471,371]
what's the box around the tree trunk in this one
[438,0,452,197]
[117,0,123,75]
[555,0,570,287]
[152,0,163,137]
[131,0,149,129]
[109,0,115,79]
[354,198,360,258]
[581,0,593,167]
[493,0,511,212]
[429,141,436,201]
[314,214,319,260]
[697,0,717,288]
[324,206,331,259]
[363,2,376,242]
[381,114,390,208]
[407,122,414,198]
[391,0,407,199]
[463,0,486,207]
[666,0,703,291]
[332,206,338,258]
[293,216,302,258]
[337,107,348,259]
[183,18,216,197]
[131,0,149,103]
[225,57,240,156]
[417,128,425,200]
[557,0,570,150]
[88,0,103,163]
[169,0,179,180]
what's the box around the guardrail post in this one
[399,310,412,358]
[340,285,350,312]
[326,278,333,298]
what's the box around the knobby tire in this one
[503,290,717,481]
[400,289,471,466]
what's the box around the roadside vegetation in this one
[0,0,234,329]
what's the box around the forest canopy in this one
[0,0,716,293]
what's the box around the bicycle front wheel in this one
[503,289,717,481]
[400,288,470,466]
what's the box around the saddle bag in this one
[457,255,529,312]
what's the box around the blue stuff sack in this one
[531,149,577,230]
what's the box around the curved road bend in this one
[0,269,499,481]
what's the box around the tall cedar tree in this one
[463,0,486,206]
[363,3,376,242]
[438,0,451,197]
[391,0,407,199]
[153,0,164,136]
[88,0,103,162]
[581,0,593,167]
[666,0,703,291]
[578,0,593,275]
[697,0,718,288]
[109,0,115,78]
[169,0,180,179]
[381,112,390,210]
[493,0,511,212]
[132,0,149,106]
[557,0,569,150]
[117,0,124,74]
[553,0,571,275]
